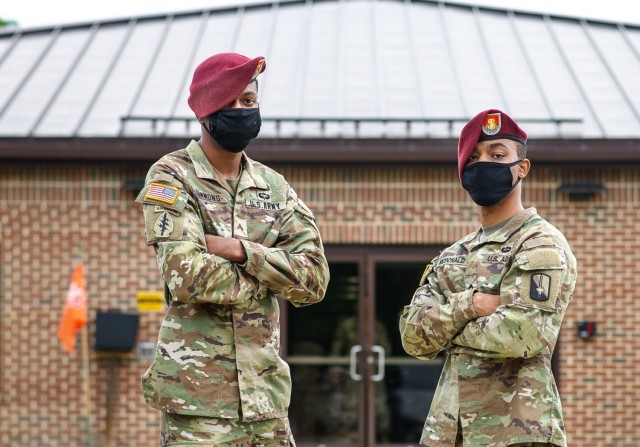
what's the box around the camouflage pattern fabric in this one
[136,140,329,421]
[161,412,294,447]
[400,208,577,447]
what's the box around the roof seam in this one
[73,19,138,137]
[30,24,100,137]
[404,0,427,118]
[471,5,510,111]
[163,10,211,137]
[618,24,640,63]
[371,0,385,117]
[228,5,244,51]
[119,15,175,137]
[437,1,468,118]
[0,28,62,123]
[543,15,606,137]
[295,0,314,117]
[254,2,280,99]
[507,10,557,122]
[337,0,345,117]
[0,30,21,67]
[581,20,640,126]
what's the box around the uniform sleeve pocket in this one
[515,248,564,312]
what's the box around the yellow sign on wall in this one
[137,290,164,312]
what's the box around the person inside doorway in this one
[400,109,577,447]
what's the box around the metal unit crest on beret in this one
[482,113,501,136]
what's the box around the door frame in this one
[324,245,441,447]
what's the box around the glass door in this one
[287,260,365,446]
[371,260,444,446]
[286,247,445,447]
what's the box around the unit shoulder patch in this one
[154,211,175,238]
[143,208,185,245]
[515,247,563,311]
[529,273,552,301]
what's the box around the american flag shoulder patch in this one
[145,182,180,205]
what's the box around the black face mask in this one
[461,160,522,206]
[205,108,261,153]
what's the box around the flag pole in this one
[81,311,94,447]
[60,251,93,447]
[76,247,94,447]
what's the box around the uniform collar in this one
[187,140,268,190]
[468,207,538,246]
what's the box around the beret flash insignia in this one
[252,59,265,80]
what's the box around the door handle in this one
[371,345,385,382]
[349,345,362,381]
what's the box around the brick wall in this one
[0,160,637,447]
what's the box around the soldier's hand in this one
[205,235,248,263]
[472,292,501,317]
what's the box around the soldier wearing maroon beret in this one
[401,109,577,447]
[136,53,329,446]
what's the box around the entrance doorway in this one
[287,246,445,447]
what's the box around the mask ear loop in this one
[202,113,218,141]
[511,159,524,189]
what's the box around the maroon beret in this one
[457,109,527,180]
[188,53,266,117]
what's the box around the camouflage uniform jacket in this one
[135,140,329,422]
[400,208,577,446]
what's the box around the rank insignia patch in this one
[482,112,501,136]
[530,273,551,301]
[145,183,180,205]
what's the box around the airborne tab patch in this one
[145,183,180,205]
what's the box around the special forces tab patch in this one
[145,182,180,205]
[530,273,551,301]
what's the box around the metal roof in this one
[0,0,639,141]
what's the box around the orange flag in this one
[57,263,88,354]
